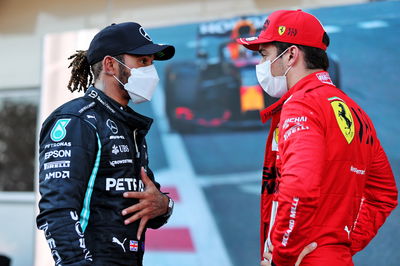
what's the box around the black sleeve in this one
[36,115,98,265]
[140,139,171,229]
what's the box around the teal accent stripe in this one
[80,133,102,232]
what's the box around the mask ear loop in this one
[111,56,130,86]
[284,65,292,76]
[112,56,131,70]
[271,46,291,64]
[113,75,125,86]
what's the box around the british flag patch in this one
[130,240,138,252]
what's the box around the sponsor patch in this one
[44,150,71,160]
[45,171,70,180]
[78,102,95,113]
[282,197,299,247]
[109,159,133,167]
[283,124,310,141]
[50,119,71,142]
[105,178,144,191]
[130,240,139,252]
[316,72,333,85]
[245,36,258,41]
[110,135,125,140]
[44,142,71,149]
[112,144,130,155]
[350,166,365,175]
[44,160,70,170]
[282,116,308,130]
[330,100,354,144]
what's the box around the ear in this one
[102,56,118,75]
[286,45,300,67]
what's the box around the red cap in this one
[237,9,327,51]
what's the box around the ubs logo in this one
[106,119,118,134]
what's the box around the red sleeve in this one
[271,97,325,265]
[350,141,398,254]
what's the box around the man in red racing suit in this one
[237,9,398,265]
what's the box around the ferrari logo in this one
[330,100,354,144]
[271,126,279,151]
[274,127,279,144]
[278,26,286,35]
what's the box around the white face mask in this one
[113,58,160,104]
[256,47,292,98]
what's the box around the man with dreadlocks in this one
[37,22,175,265]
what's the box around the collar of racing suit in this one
[260,70,333,124]
[84,86,153,132]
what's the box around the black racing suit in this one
[37,87,169,266]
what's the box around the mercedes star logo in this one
[139,27,152,41]
[106,119,118,134]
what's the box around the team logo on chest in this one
[329,97,355,144]
[50,119,71,142]
[272,126,279,151]
[106,119,118,134]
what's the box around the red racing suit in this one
[259,71,398,265]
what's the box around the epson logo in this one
[44,150,71,160]
[45,171,70,180]
[105,178,144,192]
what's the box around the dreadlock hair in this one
[67,50,93,93]
[67,52,126,93]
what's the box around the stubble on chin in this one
[118,68,131,101]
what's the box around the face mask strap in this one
[284,66,292,76]
[112,56,131,70]
[271,46,291,64]
[113,75,125,86]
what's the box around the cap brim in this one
[236,37,274,51]
[126,43,175,61]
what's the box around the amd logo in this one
[45,171,70,180]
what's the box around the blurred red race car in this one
[164,16,341,133]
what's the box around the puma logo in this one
[112,237,127,253]
[344,225,351,239]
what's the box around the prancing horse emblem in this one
[330,100,355,144]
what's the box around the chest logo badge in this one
[330,100,354,144]
[106,119,118,134]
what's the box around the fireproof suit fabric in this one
[259,71,398,265]
[37,87,169,266]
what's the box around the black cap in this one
[86,22,175,65]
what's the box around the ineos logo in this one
[139,27,152,41]
[106,119,118,134]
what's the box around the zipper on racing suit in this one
[133,129,140,159]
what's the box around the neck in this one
[287,68,324,90]
[94,79,129,106]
